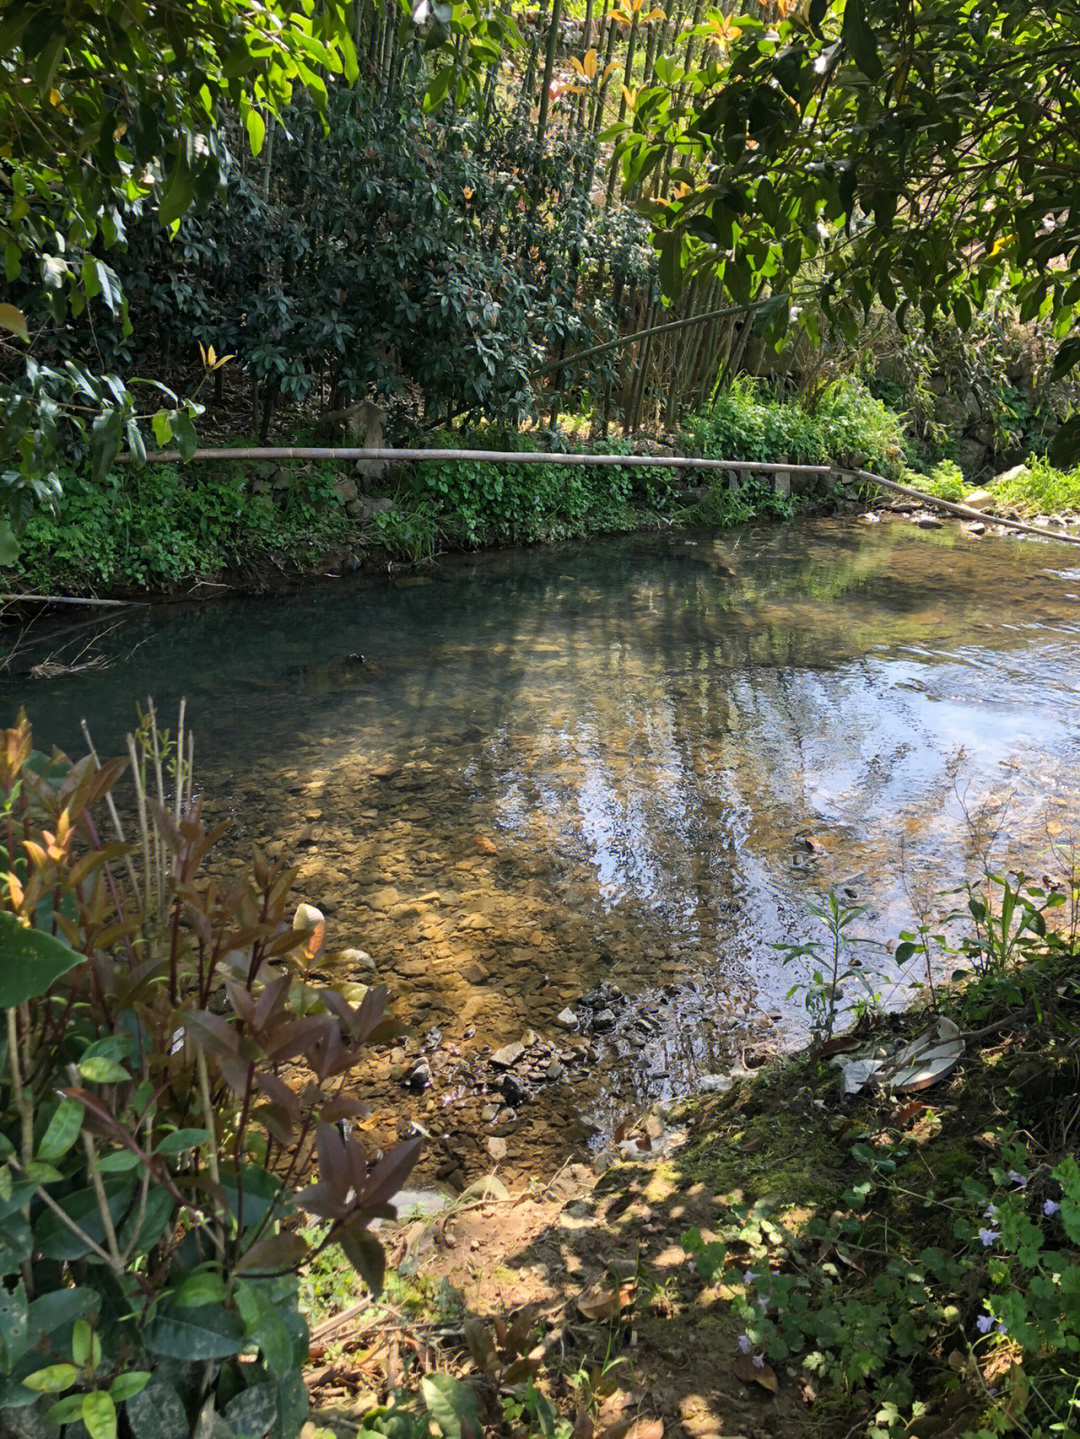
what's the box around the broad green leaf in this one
[0,521,19,568]
[89,408,123,484]
[172,1271,228,1308]
[125,1377,190,1439]
[108,1372,149,1403]
[46,1393,86,1423]
[22,1362,79,1392]
[422,68,454,113]
[158,156,197,229]
[155,1128,210,1156]
[246,107,267,156]
[0,1281,28,1369]
[143,1304,246,1360]
[82,1389,118,1439]
[0,913,82,1007]
[37,1097,84,1162]
[421,1373,480,1439]
[78,1056,129,1084]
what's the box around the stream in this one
[5,515,1080,1183]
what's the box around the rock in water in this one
[963,488,997,511]
[491,1041,526,1068]
[914,513,944,529]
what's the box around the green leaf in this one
[172,1271,228,1308]
[22,1362,79,1392]
[0,913,82,1007]
[421,1373,480,1439]
[1051,335,1080,384]
[0,521,19,568]
[172,410,199,462]
[46,1394,86,1423]
[90,408,123,484]
[422,68,454,112]
[125,1377,190,1439]
[143,1304,246,1360]
[0,1280,28,1369]
[155,1128,210,1156]
[158,155,197,229]
[26,1288,97,1350]
[108,1372,149,1403]
[841,0,882,79]
[37,1097,84,1162]
[78,1056,129,1084]
[151,409,174,447]
[246,107,267,156]
[82,1389,118,1439]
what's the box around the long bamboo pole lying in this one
[118,444,1080,546]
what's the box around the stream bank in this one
[305,908,1080,1439]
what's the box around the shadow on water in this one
[5,517,1080,1181]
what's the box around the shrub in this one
[0,708,413,1438]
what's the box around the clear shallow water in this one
[6,517,1080,1143]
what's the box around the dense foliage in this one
[620,0,1080,456]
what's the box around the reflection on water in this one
[5,518,1080,1141]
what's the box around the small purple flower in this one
[1044,1199,1061,1217]
[979,1227,1000,1247]
[756,1295,769,1312]
[996,1320,1008,1336]
[743,1270,756,1286]
[1009,1169,1029,1189]
[976,1313,994,1334]
[984,1204,997,1220]
[751,1354,765,1369]
[737,1333,752,1354]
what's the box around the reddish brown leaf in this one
[739,1137,764,1155]
[571,1408,594,1439]
[734,1353,779,1392]
[576,1282,635,1321]
[895,1100,926,1126]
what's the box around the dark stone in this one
[500,1073,530,1106]
[590,1008,617,1033]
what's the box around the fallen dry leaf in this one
[819,1035,860,1057]
[733,1352,779,1392]
[576,1282,636,1322]
[624,1422,664,1439]
[739,1137,764,1155]
[895,1100,926,1126]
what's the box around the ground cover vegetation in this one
[3,0,1080,588]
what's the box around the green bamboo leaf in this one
[0,913,82,1007]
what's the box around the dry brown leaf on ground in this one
[733,1353,779,1392]
[576,1281,636,1321]
[595,1417,662,1439]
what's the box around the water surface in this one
[6,518,1080,1163]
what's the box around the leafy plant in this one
[0,708,416,1437]
[777,891,884,1043]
